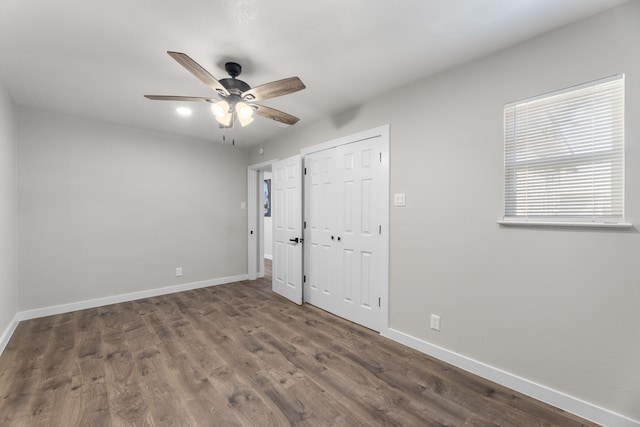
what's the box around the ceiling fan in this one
[145,51,306,128]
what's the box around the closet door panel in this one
[304,150,336,307]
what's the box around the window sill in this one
[498,220,633,229]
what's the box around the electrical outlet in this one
[176,267,183,277]
[430,314,441,332]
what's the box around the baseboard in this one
[0,313,20,356]
[18,274,248,322]
[382,328,639,427]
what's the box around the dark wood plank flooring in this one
[0,261,600,426]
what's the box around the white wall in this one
[263,171,272,259]
[0,81,18,344]
[18,108,248,311]
[249,2,640,423]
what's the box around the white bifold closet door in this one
[304,137,385,331]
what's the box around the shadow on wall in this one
[331,105,363,129]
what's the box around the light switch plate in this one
[430,314,441,331]
[394,193,406,207]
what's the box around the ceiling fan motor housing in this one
[219,77,250,95]
[216,62,250,96]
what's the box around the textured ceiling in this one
[0,0,628,147]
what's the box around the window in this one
[503,75,625,226]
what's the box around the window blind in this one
[504,75,625,224]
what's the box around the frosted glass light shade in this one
[211,101,232,126]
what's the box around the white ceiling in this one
[0,0,628,147]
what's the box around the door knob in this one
[337,236,341,241]
[289,237,300,244]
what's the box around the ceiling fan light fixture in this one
[236,102,254,119]
[235,101,255,127]
[211,100,230,118]
[216,112,233,127]
[238,114,254,127]
[211,100,232,126]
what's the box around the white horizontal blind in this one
[504,75,624,224]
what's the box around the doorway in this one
[263,170,273,264]
[247,160,274,281]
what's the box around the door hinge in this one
[304,275,306,283]
[378,297,381,307]
[379,225,382,235]
[380,152,382,163]
[304,221,307,229]
[304,167,307,175]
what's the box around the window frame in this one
[500,75,629,228]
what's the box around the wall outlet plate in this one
[176,267,183,277]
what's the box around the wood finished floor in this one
[0,261,600,426]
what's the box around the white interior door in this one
[304,135,386,331]
[272,155,303,304]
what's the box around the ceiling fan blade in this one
[242,77,305,101]
[144,95,213,102]
[167,51,229,96]
[253,104,300,125]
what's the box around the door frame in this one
[247,124,390,332]
[301,124,390,332]
[247,159,276,281]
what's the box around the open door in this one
[272,155,303,304]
